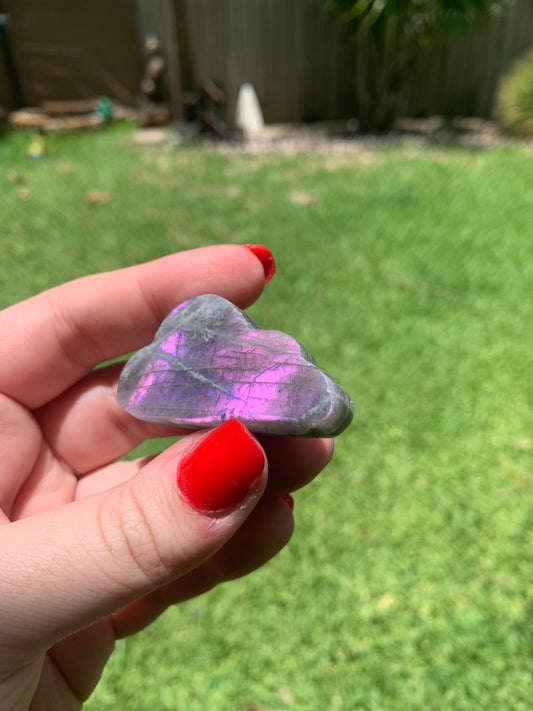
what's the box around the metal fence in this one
[3,0,533,122]
[406,0,533,118]
[137,0,533,122]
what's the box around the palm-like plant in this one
[328,0,510,131]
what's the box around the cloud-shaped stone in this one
[118,294,353,437]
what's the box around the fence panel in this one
[177,0,354,122]
[173,0,533,123]
[404,1,533,118]
[3,0,140,108]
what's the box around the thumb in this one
[0,420,266,657]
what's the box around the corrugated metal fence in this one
[406,0,533,118]
[178,0,352,122]
[136,0,533,122]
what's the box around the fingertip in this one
[321,435,336,461]
[280,494,294,511]
[260,434,335,495]
[244,244,276,285]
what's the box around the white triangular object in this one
[235,83,264,134]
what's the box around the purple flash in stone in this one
[117,294,353,437]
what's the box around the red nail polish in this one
[177,419,265,512]
[280,494,294,511]
[244,244,276,285]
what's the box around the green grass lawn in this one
[2,125,533,710]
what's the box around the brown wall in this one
[1,0,141,110]
[0,55,12,114]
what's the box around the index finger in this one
[0,245,269,409]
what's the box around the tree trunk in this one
[354,14,415,132]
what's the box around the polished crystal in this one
[118,294,353,437]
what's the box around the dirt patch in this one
[130,117,526,156]
[225,118,510,154]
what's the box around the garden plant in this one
[326,0,511,130]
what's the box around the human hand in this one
[0,245,334,710]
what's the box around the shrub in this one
[497,48,533,138]
[327,0,510,132]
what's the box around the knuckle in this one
[47,290,104,369]
[96,484,175,588]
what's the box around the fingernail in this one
[280,494,294,511]
[244,244,276,285]
[177,419,265,513]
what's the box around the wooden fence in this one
[1,0,140,110]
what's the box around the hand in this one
[0,245,334,710]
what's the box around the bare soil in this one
[131,117,524,155]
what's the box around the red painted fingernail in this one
[244,244,276,285]
[177,419,265,513]
[280,494,294,511]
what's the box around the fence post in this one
[164,0,184,120]
[0,4,23,108]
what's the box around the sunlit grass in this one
[2,125,533,710]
